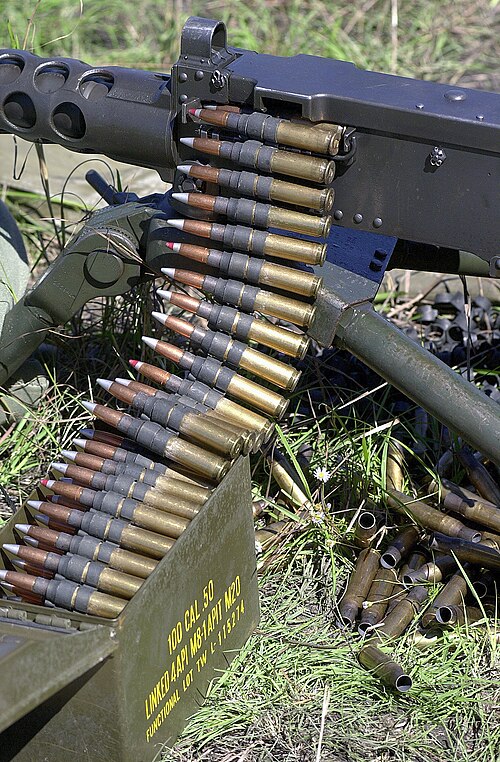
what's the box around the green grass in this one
[1,1,499,758]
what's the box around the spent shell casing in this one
[430,533,500,573]
[430,478,500,533]
[358,567,398,634]
[386,441,406,493]
[180,136,336,185]
[157,290,310,359]
[457,447,500,505]
[166,242,322,298]
[387,489,481,543]
[165,218,326,266]
[358,644,412,692]
[82,401,230,481]
[380,526,421,569]
[142,338,288,419]
[402,554,456,586]
[153,309,301,391]
[421,570,470,628]
[177,164,334,212]
[30,500,175,560]
[370,585,428,640]
[131,360,274,439]
[435,604,484,626]
[172,190,332,238]
[269,455,312,510]
[338,548,381,628]
[473,570,495,599]
[161,268,316,328]
[189,108,343,156]
[97,378,242,459]
[353,511,378,549]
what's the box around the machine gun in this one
[0,16,499,462]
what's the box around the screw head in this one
[333,210,343,221]
[178,72,188,83]
[373,217,383,228]
[353,213,363,224]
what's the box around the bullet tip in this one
[23,536,39,547]
[42,480,56,489]
[79,428,95,439]
[115,378,131,387]
[171,192,189,204]
[26,501,43,510]
[165,219,185,231]
[40,479,49,487]
[176,164,194,174]
[129,359,141,369]
[0,570,8,581]
[61,450,77,461]
[82,401,97,414]
[50,462,68,475]
[152,311,167,325]
[14,524,33,533]
[187,108,199,116]
[165,241,174,249]
[142,336,158,350]
[156,289,171,301]
[161,268,176,279]
[96,378,113,392]
[72,438,87,449]
[35,515,50,525]
[179,137,195,147]
[2,544,20,554]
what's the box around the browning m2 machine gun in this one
[0,16,499,461]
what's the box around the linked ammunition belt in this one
[0,103,334,617]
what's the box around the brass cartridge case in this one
[127,503,190,540]
[435,604,484,627]
[270,458,312,509]
[266,205,331,237]
[93,566,143,599]
[257,260,322,298]
[269,148,335,184]
[372,585,428,640]
[402,554,456,586]
[421,571,469,628]
[358,645,412,692]
[86,589,126,618]
[338,548,381,627]
[101,547,157,579]
[119,524,175,560]
[253,289,316,328]
[270,178,334,211]
[239,347,300,391]
[154,475,211,505]
[276,120,343,156]
[353,511,378,548]
[386,441,405,493]
[263,232,326,266]
[132,490,201,520]
[431,479,500,533]
[247,318,310,359]
[387,489,481,542]
[430,533,500,573]
[226,373,289,418]
[381,526,420,569]
[215,396,273,437]
[359,567,398,634]
[457,447,500,505]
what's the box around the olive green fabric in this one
[0,200,48,426]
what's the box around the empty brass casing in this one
[165,437,230,482]
[430,478,500,534]
[258,260,322,298]
[275,120,343,156]
[402,554,455,586]
[386,441,405,493]
[338,548,381,627]
[269,148,335,185]
[372,585,428,640]
[435,604,483,626]
[253,290,315,328]
[267,206,332,238]
[387,490,481,542]
[269,178,334,212]
[358,645,412,692]
[263,232,326,266]
[359,567,398,633]
[381,526,420,569]
[95,567,143,599]
[227,374,288,418]
[240,346,301,391]
[247,319,310,360]
[86,590,126,618]
[270,458,312,509]
[353,511,378,549]
[457,448,500,504]
[421,571,468,628]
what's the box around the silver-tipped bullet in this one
[50,463,68,475]
[79,428,96,439]
[35,515,50,525]
[15,524,33,533]
[177,164,195,174]
[171,192,190,204]
[115,378,132,387]
[168,242,182,253]
[72,438,87,449]
[161,268,176,279]
[2,544,20,554]
[24,537,39,548]
[152,312,168,326]
[96,378,113,391]
[157,289,172,302]
[165,220,185,231]
[180,137,195,147]
[0,570,8,580]
[142,336,158,350]
[27,501,43,511]
[61,450,77,461]
[82,401,97,413]
[12,559,27,569]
